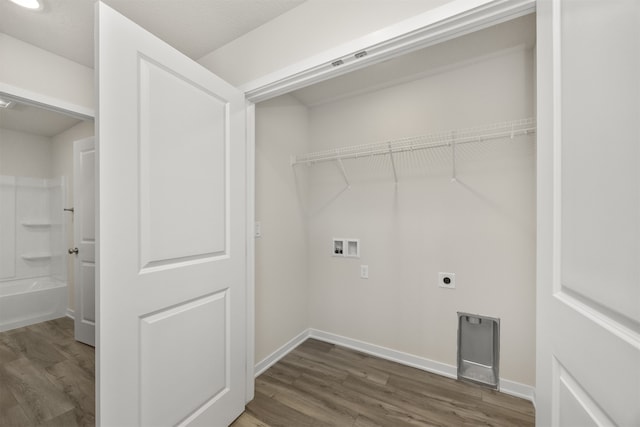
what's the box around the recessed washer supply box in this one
[332,238,360,258]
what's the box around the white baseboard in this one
[309,329,457,379]
[66,308,75,320]
[255,327,535,405]
[500,378,536,402]
[254,329,310,377]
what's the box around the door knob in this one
[68,247,79,255]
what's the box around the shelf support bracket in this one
[336,158,351,189]
[388,143,398,185]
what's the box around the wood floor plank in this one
[52,340,95,379]
[0,330,67,370]
[299,339,334,353]
[0,404,33,427]
[242,390,320,427]
[0,338,20,364]
[45,359,95,423]
[232,411,273,427]
[293,373,423,427]
[1,357,76,424]
[238,339,534,427]
[257,375,356,426]
[37,408,94,427]
[279,353,349,382]
[342,373,472,426]
[26,318,74,344]
[293,345,389,386]
[262,361,302,385]
[481,389,536,417]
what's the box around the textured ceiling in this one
[0,0,305,68]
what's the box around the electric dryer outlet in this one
[439,272,456,289]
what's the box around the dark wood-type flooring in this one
[1,319,534,426]
[233,339,535,427]
[0,318,94,427]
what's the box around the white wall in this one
[51,120,95,311]
[199,0,452,86]
[305,47,536,386]
[0,127,51,178]
[0,129,61,283]
[0,33,94,112]
[254,94,310,363]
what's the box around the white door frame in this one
[241,0,535,402]
[73,137,96,347]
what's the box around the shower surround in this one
[0,175,68,332]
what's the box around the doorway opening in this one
[0,93,96,425]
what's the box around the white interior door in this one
[73,137,95,347]
[97,2,247,426]
[536,0,640,426]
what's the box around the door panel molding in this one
[139,290,230,426]
[553,358,615,427]
[555,290,640,348]
[138,55,229,269]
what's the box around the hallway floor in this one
[0,317,94,427]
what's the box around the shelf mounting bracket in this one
[336,158,351,189]
[388,143,398,185]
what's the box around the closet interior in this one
[254,13,536,393]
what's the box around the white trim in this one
[66,308,75,320]
[500,378,537,402]
[242,0,535,103]
[245,101,256,403]
[254,329,311,377]
[254,328,536,405]
[304,43,532,109]
[309,329,457,379]
[309,329,536,402]
[0,83,95,119]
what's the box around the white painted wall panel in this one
[0,33,94,112]
[199,0,453,87]
[0,176,16,280]
[254,94,310,363]
[0,127,51,179]
[306,48,536,386]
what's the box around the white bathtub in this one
[0,277,67,333]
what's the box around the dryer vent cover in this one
[457,312,500,389]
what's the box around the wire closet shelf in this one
[291,117,536,166]
[291,117,536,185]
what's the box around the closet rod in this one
[292,117,536,166]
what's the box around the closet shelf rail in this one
[291,117,536,167]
